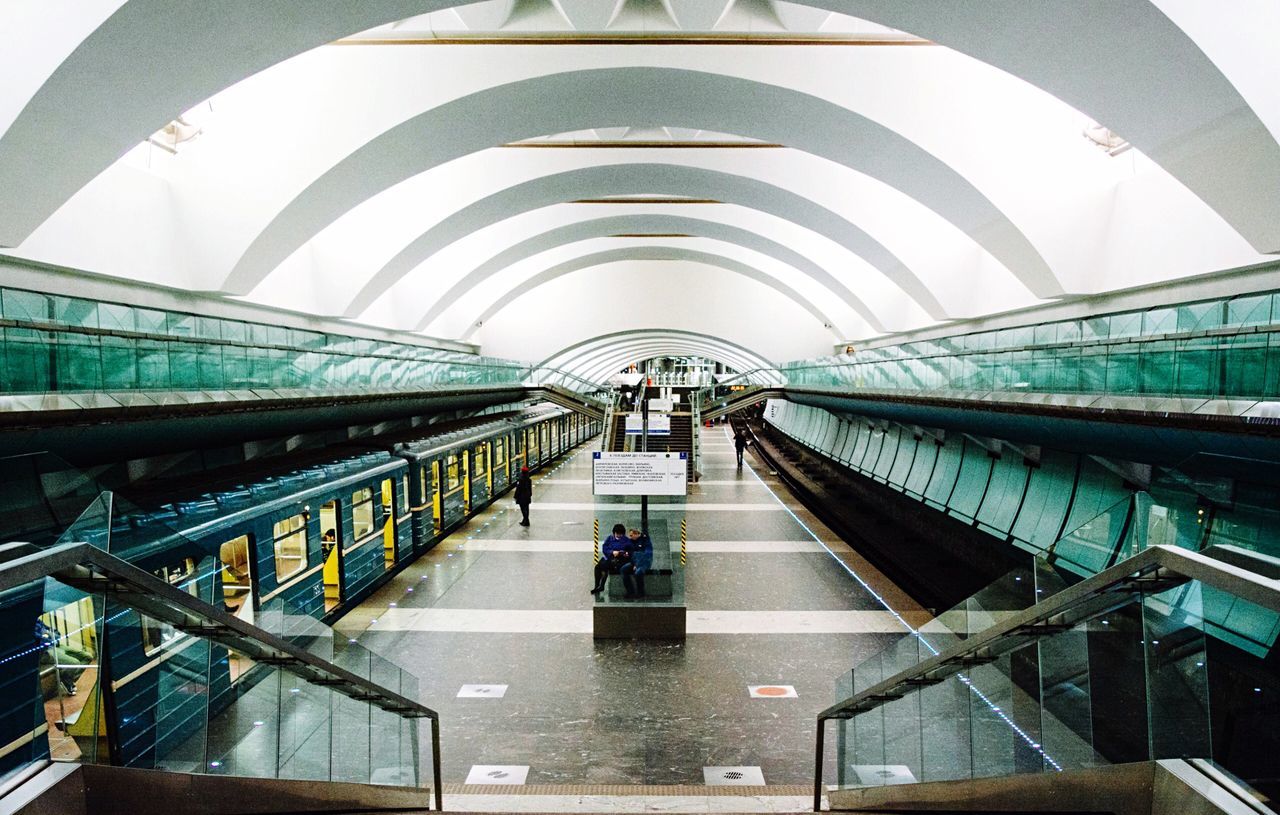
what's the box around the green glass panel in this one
[3,328,54,391]
[2,288,50,322]
[136,340,171,388]
[97,302,134,333]
[947,442,993,522]
[168,312,197,337]
[1177,301,1223,333]
[1226,294,1271,328]
[134,308,166,333]
[1109,312,1142,339]
[169,345,200,389]
[51,296,98,329]
[55,334,102,390]
[100,338,138,389]
[1138,342,1175,395]
[1142,307,1176,336]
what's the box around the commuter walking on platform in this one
[734,429,748,468]
[514,466,533,526]
[591,523,632,595]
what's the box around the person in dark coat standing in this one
[734,429,748,468]
[514,466,533,526]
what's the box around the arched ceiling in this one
[2,1,1278,383]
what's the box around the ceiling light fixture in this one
[1083,122,1131,157]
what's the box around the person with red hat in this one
[514,465,533,526]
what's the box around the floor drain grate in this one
[704,766,765,785]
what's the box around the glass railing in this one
[524,366,610,399]
[821,493,1280,801]
[0,284,527,394]
[785,284,1280,401]
[0,487,436,797]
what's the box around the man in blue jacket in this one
[620,527,652,598]
[591,523,632,595]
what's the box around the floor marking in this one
[365,608,917,634]
[458,684,508,698]
[460,540,827,553]
[542,479,765,487]
[846,765,917,786]
[748,685,797,699]
[443,793,816,812]
[466,765,529,785]
[704,766,766,786]
[532,502,784,512]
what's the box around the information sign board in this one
[624,414,671,435]
[648,398,674,412]
[592,452,688,496]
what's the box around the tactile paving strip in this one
[442,784,810,796]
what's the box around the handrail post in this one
[431,716,444,811]
[813,715,826,812]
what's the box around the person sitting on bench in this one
[620,528,653,599]
[591,524,632,595]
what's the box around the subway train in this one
[1,405,598,774]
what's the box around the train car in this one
[394,406,579,552]
[1,404,599,775]
[101,452,412,770]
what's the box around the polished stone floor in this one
[337,426,929,788]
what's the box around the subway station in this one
[1,4,1279,815]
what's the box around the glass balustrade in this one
[0,284,527,395]
[785,286,1280,401]
[826,492,1280,798]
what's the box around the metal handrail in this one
[812,543,1280,811]
[701,386,784,422]
[0,541,444,811]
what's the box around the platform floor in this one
[338,426,929,787]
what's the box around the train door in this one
[526,427,537,468]
[539,423,549,464]
[484,441,494,497]
[493,436,506,488]
[37,595,102,763]
[219,534,256,624]
[431,459,443,534]
[461,450,472,513]
[380,478,396,569]
[318,501,342,610]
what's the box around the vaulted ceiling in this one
[2,1,1278,381]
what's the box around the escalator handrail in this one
[813,543,1280,811]
[818,542,1279,723]
[0,540,443,808]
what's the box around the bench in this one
[592,518,686,640]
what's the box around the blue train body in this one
[0,406,597,774]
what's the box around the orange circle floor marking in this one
[755,686,789,696]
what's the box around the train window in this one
[352,487,375,539]
[272,513,308,581]
[447,454,460,490]
[473,444,486,476]
[319,501,339,547]
[419,465,428,505]
[400,474,409,514]
[495,438,506,468]
[142,558,199,655]
[219,535,254,624]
